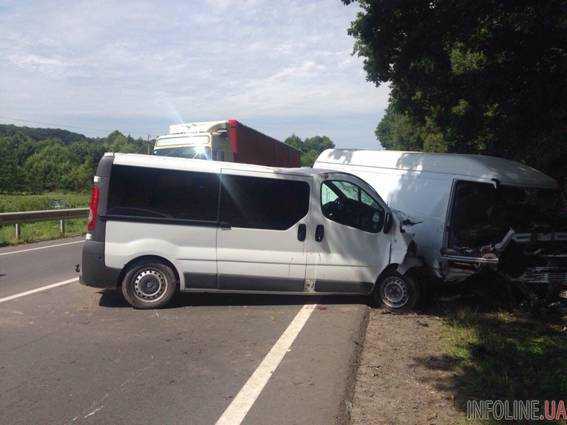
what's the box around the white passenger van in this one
[80,153,420,310]
[315,150,567,293]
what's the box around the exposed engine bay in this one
[441,180,567,301]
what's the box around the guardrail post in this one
[59,219,66,236]
[15,223,21,241]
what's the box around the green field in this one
[0,192,89,246]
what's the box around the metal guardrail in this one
[0,208,89,240]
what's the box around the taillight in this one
[87,185,100,231]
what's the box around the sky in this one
[0,0,390,148]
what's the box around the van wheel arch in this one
[118,255,180,288]
[374,264,400,288]
[372,265,421,312]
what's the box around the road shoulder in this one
[350,309,462,425]
[243,301,369,425]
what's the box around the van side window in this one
[321,180,384,233]
[107,165,219,221]
[220,175,309,230]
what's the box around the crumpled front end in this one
[389,209,423,275]
[499,232,567,299]
[441,228,567,300]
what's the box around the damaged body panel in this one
[502,233,567,298]
[442,179,567,297]
[390,209,422,275]
[442,232,567,293]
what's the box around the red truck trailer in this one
[153,119,300,167]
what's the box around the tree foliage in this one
[344,0,567,184]
[284,134,335,166]
[0,125,149,193]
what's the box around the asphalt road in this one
[0,238,368,425]
[0,237,84,299]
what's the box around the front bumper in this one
[80,239,121,288]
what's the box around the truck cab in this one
[153,121,233,162]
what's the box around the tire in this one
[121,260,178,309]
[373,271,420,313]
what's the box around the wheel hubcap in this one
[382,277,410,308]
[133,269,167,302]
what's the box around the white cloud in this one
[206,0,262,9]
[9,54,63,67]
[0,0,389,148]
[265,61,325,82]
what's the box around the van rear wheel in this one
[374,272,420,313]
[121,261,177,309]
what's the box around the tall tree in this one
[284,134,303,152]
[344,0,567,182]
[375,103,425,151]
[23,140,79,192]
[0,136,22,192]
[284,134,335,166]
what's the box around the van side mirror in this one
[383,212,393,233]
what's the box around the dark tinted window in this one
[450,180,499,247]
[448,181,567,247]
[108,165,219,221]
[220,174,310,230]
[321,180,384,233]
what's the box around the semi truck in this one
[153,119,300,167]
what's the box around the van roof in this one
[315,149,558,189]
[110,153,333,178]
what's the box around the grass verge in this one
[439,306,567,421]
[0,192,89,212]
[419,279,567,424]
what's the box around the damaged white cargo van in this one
[315,150,567,298]
[81,153,419,310]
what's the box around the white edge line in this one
[0,240,84,256]
[215,303,316,425]
[0,278,78,304]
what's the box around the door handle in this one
[297,223,306,241]
[315,224,324,242]
[219,221,231,230]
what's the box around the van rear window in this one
[107,165,219,222]
[220,175,309,230]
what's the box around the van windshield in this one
[154,146,212,160]
[450,181,566,249]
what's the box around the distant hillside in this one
[0,124,150,193]
[0,124,89,145]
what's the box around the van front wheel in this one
[374,272,420,313]
[121,261,177,309]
